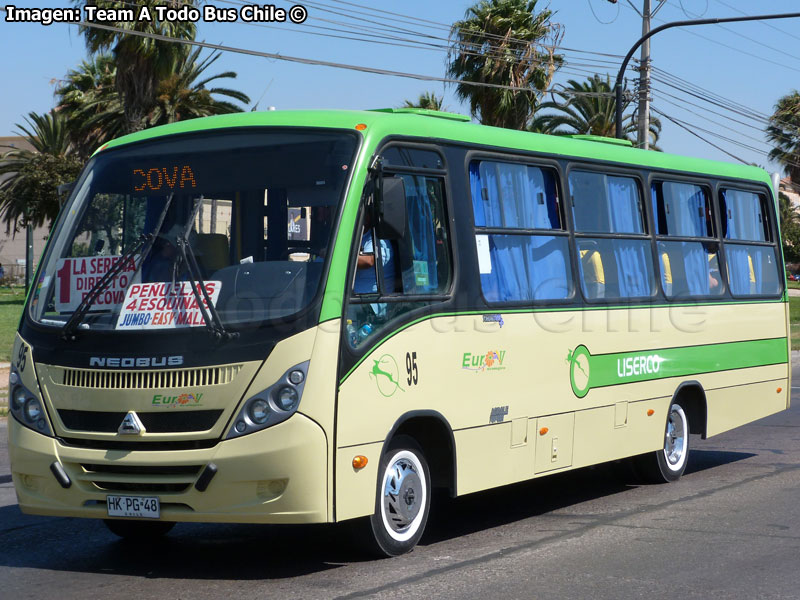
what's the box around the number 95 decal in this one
[406,351,418,386]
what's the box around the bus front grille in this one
[77,463,204,494]
[54,364,242,389]
[58,409,223,433]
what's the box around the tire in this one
[636,402,690,483]
[365,435,431,557]
[104,519,175,541]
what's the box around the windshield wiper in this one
[61,193,175,341]
[175,198,238,341]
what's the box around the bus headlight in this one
[9,369,53,437]
[24,398,42,422]
[226,361,309,439]
[275,386,298,411]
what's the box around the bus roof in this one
[95,109,771,187]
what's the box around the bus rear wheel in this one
[104,519,175,541]
[366,435,431,557]
[636,402,690,483]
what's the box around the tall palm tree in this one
[56,49,250,156]
[56,54,123,160]
[0,112,82,232]
[401,91,447,111]
[534,74,661,148]
[147,48,251,126]
[447,0,562,130]
[72,0,198,133]
[767,91,800,185]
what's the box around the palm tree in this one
[401,91,447,111]
[447,0,563,130]
[534,74,661,148]
[56,49,250,156]
[0,112,82,232]
[767,91,800,185]
[72,0,198,133]
[56,54,123,160]
[147,48,251,126]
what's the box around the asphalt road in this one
[2,369,800,600]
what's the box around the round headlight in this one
[12,386,27,411]
[24,398,42,423]
[288,370,305,385]
[275,386,299,411]
[249,398,270,424]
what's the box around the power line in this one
[9,7,620,99]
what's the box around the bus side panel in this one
[705,378,789,438]
[571,398,667,469]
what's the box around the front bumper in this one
[8,412,328,524]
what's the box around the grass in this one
[788,281,800,290]
[0,286,25,363]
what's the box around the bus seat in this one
[660,251,673,296]
[195,233,230,274]
[580,248,605,299]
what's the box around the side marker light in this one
[539,427,549,436]
[647,409,655,416]
[777,387,783,393]
[355,123,367,131]
[352,456,368,469]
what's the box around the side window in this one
[346,156,452,348]
[651,181,722,298]
[569,170,653,300]
[719,188,780,297]
[469,160,572,303]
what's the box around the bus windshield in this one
[29,129,358,332]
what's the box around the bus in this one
[7,109,789,556]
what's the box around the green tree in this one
[73,0,198,133]
[147,48,251,126]
[447,0,562,129]
[533,74,661,148]
[767,91,800,185]
[56,49,250,157]
[0,112,82,233]
[401,91,447,111]
[779,191,800,264]
[56,54,123,160]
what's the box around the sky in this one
[1,0,798,175]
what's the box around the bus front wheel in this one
[104,519,175,541]
[367,435,431,557]
[637,402,690,483]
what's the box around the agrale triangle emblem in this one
[118,411,146,435]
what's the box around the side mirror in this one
[376,176,406,240]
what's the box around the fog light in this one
[289,370,304,385]
[235,420,247,433]
[275,386,298,411]
[24,398,42,423]
[249,398,270,424]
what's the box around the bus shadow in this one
[421,448,755,547]
[0,449,754,579]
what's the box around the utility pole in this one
[619,0,667,150]
[615,11,800,140]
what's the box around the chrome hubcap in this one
[383,458,422,533]
[664,407,686,466]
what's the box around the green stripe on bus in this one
[567,337,788,398]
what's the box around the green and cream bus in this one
[7,109,789,556]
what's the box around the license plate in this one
[106,495,160,519]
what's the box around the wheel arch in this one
[382,410,457,497]
[672,380,708,439]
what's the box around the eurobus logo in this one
[462,350,507,372]
[152,392,203,407]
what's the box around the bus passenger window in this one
[719,188,780,297]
